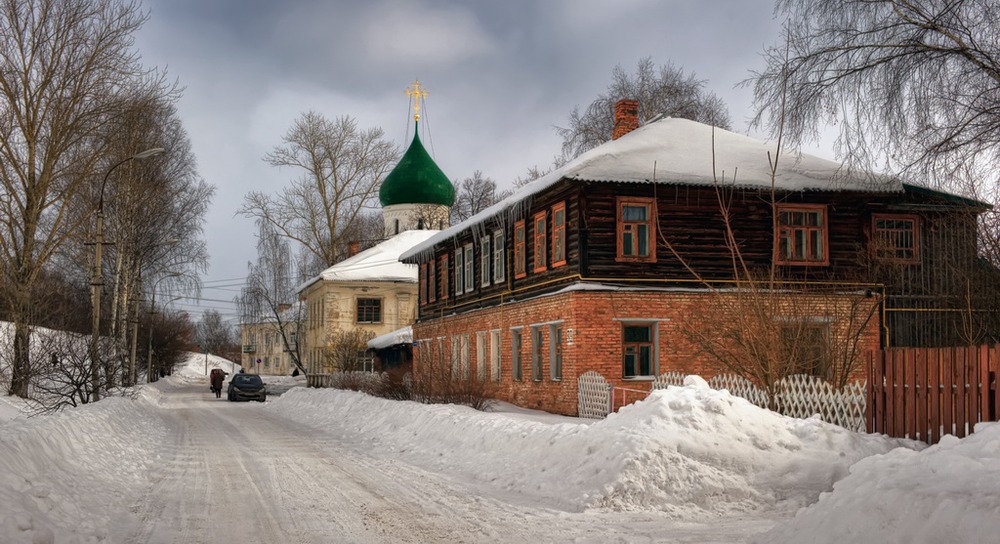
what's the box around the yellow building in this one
[239,307,302,376]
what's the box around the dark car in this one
[227,374,266,402]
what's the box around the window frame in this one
[476,331,488,381]
[439,254,449,300]
[616,196,656,263]
[549,324,563,380]
[514,220,527,279]
[356,297,382,324]
[464,243,475,293]
[511,328,523,381]
[779,322,831,379]
[454,248,465,295]
[872,213,920,264]
[622,322,657,378]
[428,258,437,303]
[533,211,547,273]
[419,263,427,305]
[775,204,830,266]
[490,329,501,382]
[551,202,567,267]
[531,326,544,381]
[481,235,492,287]
[493,230,506,283]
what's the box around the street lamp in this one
[90,147,165,402]
[147,292,183,384]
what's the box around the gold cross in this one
[405,80,429,121]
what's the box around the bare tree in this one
[196,309,234,357]
[557,57,732,159]
[239,112,399,267]
[325,329,376,372]
[236,222,305,374]
[0,0,171,397]
[749,0,1000,184]
[450,171,512,223]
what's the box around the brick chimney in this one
[612,99,639,140]
[348,241,361,257]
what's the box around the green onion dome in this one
[379,125,455,207]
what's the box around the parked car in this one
[227,374,266,402]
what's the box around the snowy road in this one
[109,380,775,544]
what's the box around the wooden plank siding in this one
[414,179,996,350]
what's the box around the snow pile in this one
[754,421,1000,544]
[0,397,168,544]
[268,375,916,517]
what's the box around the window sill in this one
[622,376,655,381]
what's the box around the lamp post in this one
[147,293,183,384]
[90,147,165,402]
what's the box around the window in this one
[780,323,830,378]
[481,236,492,287]
[514,220,527,278]
[617,197,656,262]
[511,329,523,381]
[873,214,919,263]
[551,202,567,267]
[356,298,381,323]
[533,211,547,273]
[454,249,464,295]
[428,259,437,303]
[460,334,470,380]
[531,326,544,381]
[623,324,655,378]
[776,204,828,265]
[451,335,461,379]
[439,254,449,300]
[549,324,563,380]
[490,329,501,382]
[477,331,488,381]
[493,230,505,283]
[464,243,474,293]
[419,263,427,305]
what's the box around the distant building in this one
[239,304,302,376]
[298,81,453,385]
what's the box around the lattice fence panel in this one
[651,372,686,389]
[774,375,867,432]
[707,374,770,408]
[577,371,611,419]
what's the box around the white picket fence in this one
[579,371,867,432]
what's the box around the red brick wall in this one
[413,289,882,416]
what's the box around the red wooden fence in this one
[867,345,999,444]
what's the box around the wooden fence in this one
[867,345,999,444]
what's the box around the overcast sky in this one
[132,0,793,324]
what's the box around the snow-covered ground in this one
[0,353,997,543]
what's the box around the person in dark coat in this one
[210,369,225,398]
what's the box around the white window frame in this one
[490,329,501,382]
[549,324,563,381]
[493,230,505,283]
[531,325,544,381]
[476,331,488,381]
[451,335,461,379]
[460,334,470,380]
[464,243,475,293]
[481,236,492,287]
[454,249,464,295]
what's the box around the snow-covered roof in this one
[367,326,412,350]
[401,117,900,262]
[297,230,439,293]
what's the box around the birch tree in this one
[749,0,1000,184]
[0,0,169,397]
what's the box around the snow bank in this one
[268,375,917,517]
[0,397,168,544]
[753,421,1000,544]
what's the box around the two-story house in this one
[400,100,991,416]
